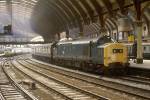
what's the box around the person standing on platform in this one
[132,41,137,63]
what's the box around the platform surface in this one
[129,60,150,70]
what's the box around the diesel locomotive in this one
[32,35,129,74]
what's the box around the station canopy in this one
[0,0,149,42]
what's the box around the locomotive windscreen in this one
[97,36,113,45]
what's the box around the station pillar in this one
[136,21,143,64]
[133,0,143,64]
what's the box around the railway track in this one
[26,59,150,100]
[0,60,37,100]
[117,76,150,85]
[127,75,150,82]
[12,60,109,100]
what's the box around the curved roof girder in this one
[102,0,113,16]
[3,0,149,41]
[32,0,71,30]
[105,18,115,30]
[35,6,67,30]
[60,0,82,24]
[116,0,126,14]
[90,0,105,27]
[31,0,69,33]
[105,23,112,35]
[46,0,72,25]
[79,0,95,22]
[53,0,77,27]
[68,0,87,22]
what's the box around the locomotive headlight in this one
[113,49,117,53]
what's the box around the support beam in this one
[134,0,143,64]
[135,21,143,63]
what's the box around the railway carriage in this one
[143,43,150,59]
[125,43,150,59]
[32,43,52,62]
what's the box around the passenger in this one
[132,41,137,63]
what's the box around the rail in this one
[2,60,38,100]
[14,60,109,100]
[29,59,150,99]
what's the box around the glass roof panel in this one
[0,0,39,39]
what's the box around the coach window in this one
[114,33,116,40]
[143,46,146,51]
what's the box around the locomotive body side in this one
[32,36,129,74]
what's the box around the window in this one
[143,46,146,51]
[144,26,146,31]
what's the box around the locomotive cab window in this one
[97,36,113,45]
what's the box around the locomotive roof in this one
[58,38,98,45]
[58,36,113,45]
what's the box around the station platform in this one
[129,60,150,70]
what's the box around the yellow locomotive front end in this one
[103,43,129,70]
